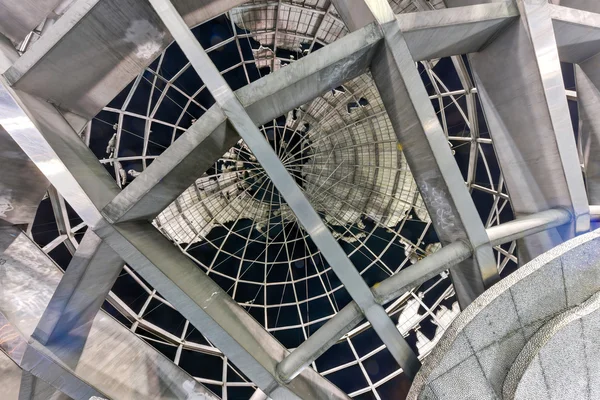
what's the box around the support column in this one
[332,0,499,308]
[447,0,590,263]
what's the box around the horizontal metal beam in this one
[397,2,519,61]
[101,24,383,223]
[3,0,248,119]
[276,207,572,382]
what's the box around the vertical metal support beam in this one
[576,54,600,204]
[148,0,421,379]
[332,0,499,308]
[449,0,590,263]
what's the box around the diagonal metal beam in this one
[3,0,249,120]
[101,24,383,223]
[397,2,518,61]
[332,0,499,308]
[33,230,123,349]
[0,69,349,399]
[148,0,421,380]
[549,4,600,63]
[46,186,78,255]
[0,225,219,400]
[445,0,590,263]
[96,219,349,399]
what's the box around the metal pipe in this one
[486,208,572,247]
[591,205,600,221]
[373,241,472,305]
[276,208,572,382]
[277,302,364,383]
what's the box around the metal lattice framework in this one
[1,0,600,399]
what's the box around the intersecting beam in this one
[549,4,600,63]
[0,0,61,44]
[46,186,78,254]
[0,226,219,400]
[0,36,48,228]
[149,0,422,381]
[3,0,249,119]
[0,68,349,400]
[332,0,498,308]
[445,0,590,263]
[0,309,100,400]
[276,207,572,382]
[19,340,109,400]
[33,230,123,348]
[397,2,518,61]
[549,0,600,14]
[101,24,383,223]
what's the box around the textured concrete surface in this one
[408,229,600,400]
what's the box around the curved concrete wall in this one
[408,229,600,400]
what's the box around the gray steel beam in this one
[549,0,600,13]
[33,230,123,350]
[397,2,518,61]
[24,228,123,399]
[332,0,498,309]
[0,225,219,400]
[549,4,600,63]
[577,55,600,205]
[0,0,61,44]
[95,219,349,400]
[552,3,600,207]
[46,186,78,254]
[3,0,248,119]
[0,36,49,228]
[0,128,49,227]
[276,207,572,382]
[446,0,590,263]
[148,0,420,380]
[0,64,349,399]
[102,25,383,223]
[19,340,109,400]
